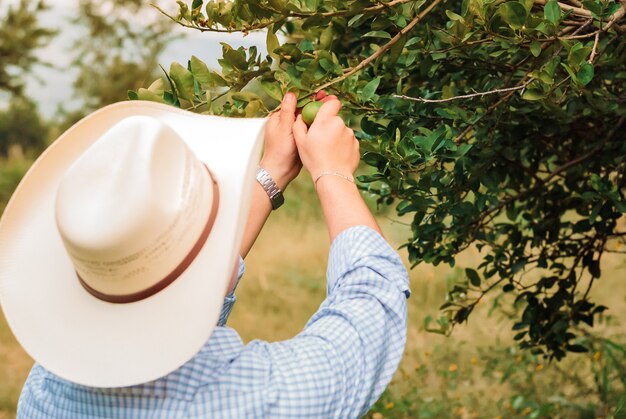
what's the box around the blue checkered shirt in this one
[18,226,410,418]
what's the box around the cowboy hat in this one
[0,100,265,387]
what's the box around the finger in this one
[280,92,297,125]
[315,90,327,101]
[315,99,342,121]
[320,94,338,103]
[292,114,308,143]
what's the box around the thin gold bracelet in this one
[314,171,355,187]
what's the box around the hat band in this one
[76,167,220,304]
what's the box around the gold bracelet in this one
[314,171,355,187]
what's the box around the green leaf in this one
[266,28,280,58]
[577,62,594,86]
[221,43,248,71]
[190,56,211,85]
[136,88,166,103]
[191,0,203,10]
[522,89,545,101]
[127,90,138,100]
[567,42,591,70]
[567,344,589,353]
[445,10,464,21]
[499,2,527,29]
[530,41,541,57]
[362,30,391,39]
[347,13,364,27]
[169,62,195,101]
[544,0,561,23]
[361,77,381,102]
[146,78,165,95]
[466,268,481,287]
[261,80,283,102]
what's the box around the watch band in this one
[256,167,285,210]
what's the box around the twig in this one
[314,0,443,92]
[588,31,600,63]
[392,82,531,103]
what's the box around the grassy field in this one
[1,172,625,418]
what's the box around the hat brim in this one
[0,101,265,387]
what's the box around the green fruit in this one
[302,101,323,126]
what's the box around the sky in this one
[3,0,268,118]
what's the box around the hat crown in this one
[55,116,215,299]
[56,116,184,256]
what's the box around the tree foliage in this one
[135,0,626,360]
[0,98,48,156]
[0,0,56,96]
[70,0,174,116]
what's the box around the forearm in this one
[315,176,381,242]
[239,162,292,259]
[239,181,273,259]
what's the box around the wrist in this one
[259,159,296,190]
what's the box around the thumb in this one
[292,114,308,143]
[315,98,342,121]
[279,92,297,124]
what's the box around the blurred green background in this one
[1,1,625,418]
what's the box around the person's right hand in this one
[292,98,360,182]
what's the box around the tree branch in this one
[588,31,600,63]
[392,82,531,103]
[314,0,443,92]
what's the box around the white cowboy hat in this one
[0,100,266,387]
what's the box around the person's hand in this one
[292,98,360,182]
[261,92,301,190]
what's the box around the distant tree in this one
[137,0,626,360]
[0,0,56,96]
[0,97,48,157]
[67,0,175,119]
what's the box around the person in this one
[7,93,410,418]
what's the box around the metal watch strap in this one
[256,167,285,210]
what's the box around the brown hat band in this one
[77,166,220,304]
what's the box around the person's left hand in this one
[261,92,338,190]
[260,92,301,191]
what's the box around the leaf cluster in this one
[137,0,626,360]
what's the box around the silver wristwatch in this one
[256,167,284,210]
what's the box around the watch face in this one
[271,192,285,210]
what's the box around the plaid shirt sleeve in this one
[244,225,410,418]
[217,256,245,326]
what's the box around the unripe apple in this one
[302,101,323,126]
